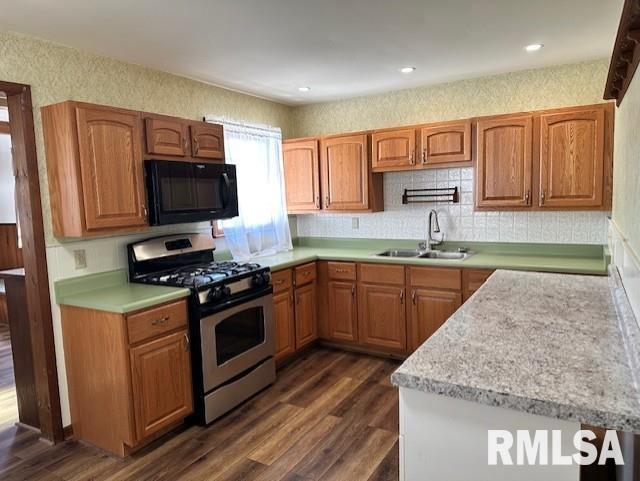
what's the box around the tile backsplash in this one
[296,167,609,244]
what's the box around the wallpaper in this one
[290,59,609,137]
[0,30,294,247]
[612,69,640,259]
[297,167,609,244]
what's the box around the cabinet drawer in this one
[127,300,188,344]
[327,262,357,281]
[271,269,292,294]
[358,263,405,286]
[294,262,317,286]
[408,267,461,291]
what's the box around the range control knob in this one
[222,286,232,297]
[253,272,270,286]
[209,286,224,301]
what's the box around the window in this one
[205,118,292,260]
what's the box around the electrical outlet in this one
[351,217,359,230]
[73,249,87,269]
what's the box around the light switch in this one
[351,217,359,230]
[74,249,87,269]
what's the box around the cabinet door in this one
[327,281,358,342]
[145,117,189,156]
[462,269,494,302]
[539,108,605,208]
[476,115,533,208]
[190,123,225,160]
[419,120,472,166]
[273,290,296,362]
[75,106,147,230]
[294,282,318,349]
[371,128,416,171]
[409,289,461,351]
[320,134,369,211]
[283,139,321,212]
[358,283,406,351]
[130,331,193,441]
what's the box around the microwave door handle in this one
[221,172,231,208]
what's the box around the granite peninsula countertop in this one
[391,269,640,432]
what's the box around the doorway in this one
[0,82,63,443]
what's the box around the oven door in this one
[146,159,239,225]
[199,292,274,392]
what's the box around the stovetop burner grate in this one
[138,260,264,288]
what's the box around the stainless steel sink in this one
[375,249,422,258]
[375,248,473,260]
[419,250,471,260]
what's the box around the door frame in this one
[1,80,64,442]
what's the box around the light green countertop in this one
[55,270,190,314]
[254,238,609,275]
[54,238,608,314]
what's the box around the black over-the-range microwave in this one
[145,159,239,226]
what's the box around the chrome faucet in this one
[419,209,444,252]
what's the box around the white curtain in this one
[206,118,292,260]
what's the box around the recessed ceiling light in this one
[298,86,311,92]
[525,44,544,52]
[400,66,416,74]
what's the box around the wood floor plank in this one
[249,377,362,465]
[319,427,396,481]
[367,440,399,481]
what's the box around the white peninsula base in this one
[399,387,580,481]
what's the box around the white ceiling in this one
[0,0,624,105]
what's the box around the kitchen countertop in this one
[253,238,609,275]
[54,238,608,313]
[55,270,190,314]
[391,269,640,432]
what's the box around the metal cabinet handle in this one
[142,205,148,220]
[400,289,405,304]
[335,268,347,273]
[193,137,199,154]
[351,284,355,296]
[410,150,415,164]
[275,279,285,285]
[525,190,530,205]
[412,290,416,305]
[540,189,546,205]
[325,195,330,208]
[316,195,321,208]
[151,316,169,326]
[183,137,188,152]
[422,149,427,164]
[183,332,190,352]
[290,294,294,306]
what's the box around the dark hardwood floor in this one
[0,347,401,481]
[0,324,18,431]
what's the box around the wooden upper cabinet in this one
[144,116,189,157]
[76,106,148,231]
[371,128,416,171]
[190,123,225,160]
[320,133,381,211]
[283,138,321,212]
[419,120,472,166]
[539,107,605,208]
[129,330,193,441]
[476,115,533,208]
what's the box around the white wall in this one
[296,167,609,244]
[0,106,17,223]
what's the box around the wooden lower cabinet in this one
[273,290,296,361]
[295,281,318,349]
[462,269,495,301]
[409,289,461,351]
[130,331,193,441]
[327,280,358,342]
[60,299,192,456]
[358,283,406,352]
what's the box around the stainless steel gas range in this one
[127,233,276,425]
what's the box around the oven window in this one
[215,306,265,365]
